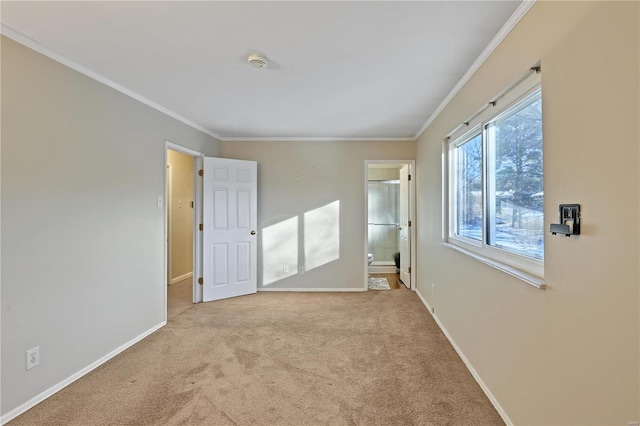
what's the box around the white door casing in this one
[167,162,173,285]
[193,155,203,304]
[399,165,411,288]
[202,157,257,302]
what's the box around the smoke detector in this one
[247,53,269,69]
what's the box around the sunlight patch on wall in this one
[262,216,298,286]
[304,200,340,272]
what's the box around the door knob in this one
[250,230,256,235]
[397,227,402,231]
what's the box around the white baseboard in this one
[258,287,366,292]
[415,289,513,426]
[1,321,166,425]
[169,271,193,285]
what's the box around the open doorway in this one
[364,160,415,291]
[164,144,258,317]
[167,148,195,318]
[165,143,202,320]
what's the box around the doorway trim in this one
[164,141,204,322]
[166,162,173,285]
[364,160,416,291]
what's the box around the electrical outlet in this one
[431,307,435,314]
[298,267,304,275]
[26,347,39,370]
[283,265,289,273]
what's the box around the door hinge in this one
[408,267,411,274]
[408,175,411,181]
[408,220,412,227]
[199,223,204,231]
[198,169,204,177]
[198,277,203,285]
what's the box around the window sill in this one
[441,242,546,289]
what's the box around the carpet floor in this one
[10,290,503,425]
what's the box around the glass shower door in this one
[368,181,399,265]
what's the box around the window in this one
[446,69,543,282]
[486,91,543,260]
[454,132,483,241]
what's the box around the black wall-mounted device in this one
[550,204,580,237]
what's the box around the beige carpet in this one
[10,290,504,425]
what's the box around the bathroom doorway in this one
[364,160,415,290]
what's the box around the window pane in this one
[487,91,543,259]
[455,133,483,240]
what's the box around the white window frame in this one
[443,70,545,288]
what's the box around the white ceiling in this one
[1,1,524,141]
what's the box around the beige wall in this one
[167,149,194,282]
[415,2,639,424]
[1,36,220,416]
[220,140,415,289]
[3,2,638,422]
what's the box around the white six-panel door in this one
[202,157,257,302]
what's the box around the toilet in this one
[367,253,374,265]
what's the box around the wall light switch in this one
[157,196,163,208]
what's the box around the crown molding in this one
[1,24,414,143]
[1,24,223,141]
[413,0,536,141]
[2,0,535,144]
[219,136,416,142]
